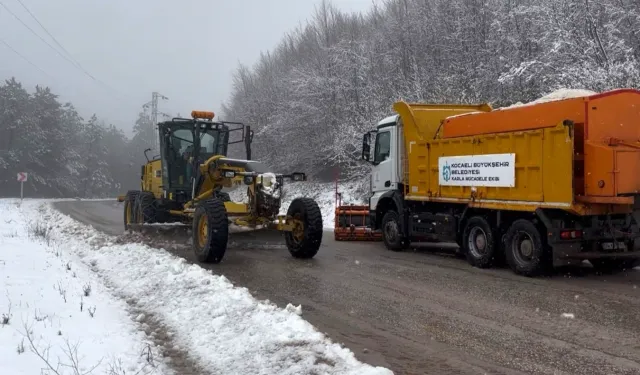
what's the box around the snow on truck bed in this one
[0,199,392,375]
[499,88,597,109]
[444,88,598,121]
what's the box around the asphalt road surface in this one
[54,200,640,375]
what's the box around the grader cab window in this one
[167,129,195,188]
[164,125,227,190]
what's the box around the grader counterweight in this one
[117,110,323,263]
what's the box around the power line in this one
[14,0,79,66]
[0,0,83,74]
[0,0,136,105]
[0,36,54,81]
[0,35,114,109]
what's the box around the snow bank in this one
[0,200,168,375]
[14,199,391,375]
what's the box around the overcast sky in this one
[0,0,377,136]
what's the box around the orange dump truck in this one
[360,89,640,276]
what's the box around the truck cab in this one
[362,115,410,247]
[365,115,402,209]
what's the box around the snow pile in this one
[442,88,598,122]
[13,199,392,375]
[229,179,368,230]
[500,88,597,110]
[0,200,167,375]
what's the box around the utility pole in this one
[143,91,168,151]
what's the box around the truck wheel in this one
[136,191,157,224]
[590,258,638,274]
[192,198,229,263]
[123,190,139,230]
[504,219,549,276]
[382,210,406,251]
[462,216,497,268]
[285,197,323,259]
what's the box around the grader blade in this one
[227,225,287,249]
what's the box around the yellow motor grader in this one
[117,110,323,263]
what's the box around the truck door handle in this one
[385,181,391,187]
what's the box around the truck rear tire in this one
[504,219,549,277]
[463,216,497,269]
[285,197,323,259]
[381,210,407,251]
[192,198,229,263]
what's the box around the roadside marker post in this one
[17,172,28,201]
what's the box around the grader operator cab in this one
[117,110,323,264]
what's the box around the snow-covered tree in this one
[222,0,640,181]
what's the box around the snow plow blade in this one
[334,204,382,241]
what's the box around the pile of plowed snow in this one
[1,199,392,375]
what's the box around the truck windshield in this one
[374,131,390,163]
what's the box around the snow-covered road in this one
[0,199,393,375]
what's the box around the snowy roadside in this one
[0,200,169,375]
[4,199,392,375]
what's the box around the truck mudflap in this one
[545,211,640,260]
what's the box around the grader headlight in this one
[291,172,306,182]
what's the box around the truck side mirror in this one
[362,133,371,161]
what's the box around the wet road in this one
[54,200,640,375]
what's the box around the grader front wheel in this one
[192,198,229,263]
[285,197,323,259]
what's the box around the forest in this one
[0,77,154,198]
[223,0,640,179]
[3,0,640,197]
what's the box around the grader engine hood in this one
[215,157,270,173]
[256,172,281,199]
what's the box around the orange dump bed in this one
[440,89,640,204]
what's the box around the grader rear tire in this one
[192,198,229,263]
[285,197,323,259]
[123,190,139,230]
[136,191,157,224]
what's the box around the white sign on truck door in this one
[439,153,515,188]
